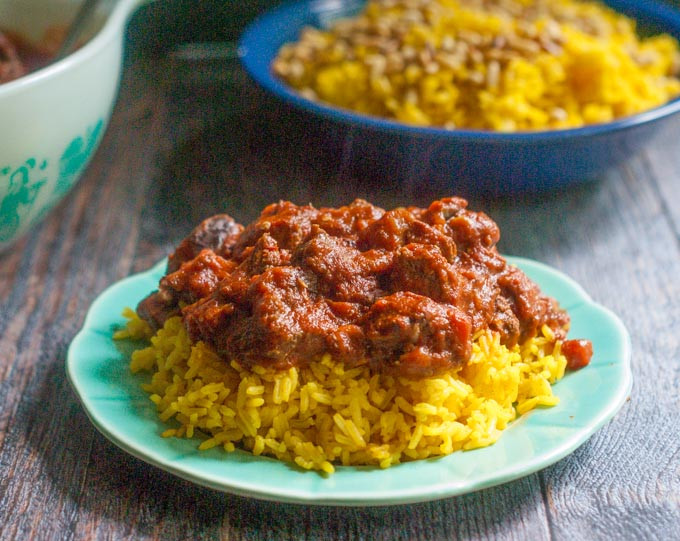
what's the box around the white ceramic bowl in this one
[0,0,148,251]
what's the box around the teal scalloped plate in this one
[67,257,632,506]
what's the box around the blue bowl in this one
[238,0,680,196]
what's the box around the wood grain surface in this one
[1,32,679,541]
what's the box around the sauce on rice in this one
[137,197,591,377]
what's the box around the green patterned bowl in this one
[0,0,149,252]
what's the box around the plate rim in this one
[67,256,632,506]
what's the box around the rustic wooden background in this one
[1,3,679,539]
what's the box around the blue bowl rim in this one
[238,0,680,143]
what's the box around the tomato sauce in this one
[137,198,593,377]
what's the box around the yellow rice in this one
[118,308,567,473]
[273,0,680,131]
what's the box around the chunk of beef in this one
[137,249,234,330]
[315,198,384,238]
[167,214,242,273]
[388,243,463,303]
[183,266,340,369]
[445,207,500,251]
[497,264,569,343]
[244,233,291,275]
[363,292,472,378]
[231,201,319,260]
[292,226,383,304]
[357,208,416,251]
[420,197,468,225]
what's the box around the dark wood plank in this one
[641,142,680,243]
[0,55,168,541]
[469,133,680,538]
[501,147,680,540]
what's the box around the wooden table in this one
[2,17,679,541]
